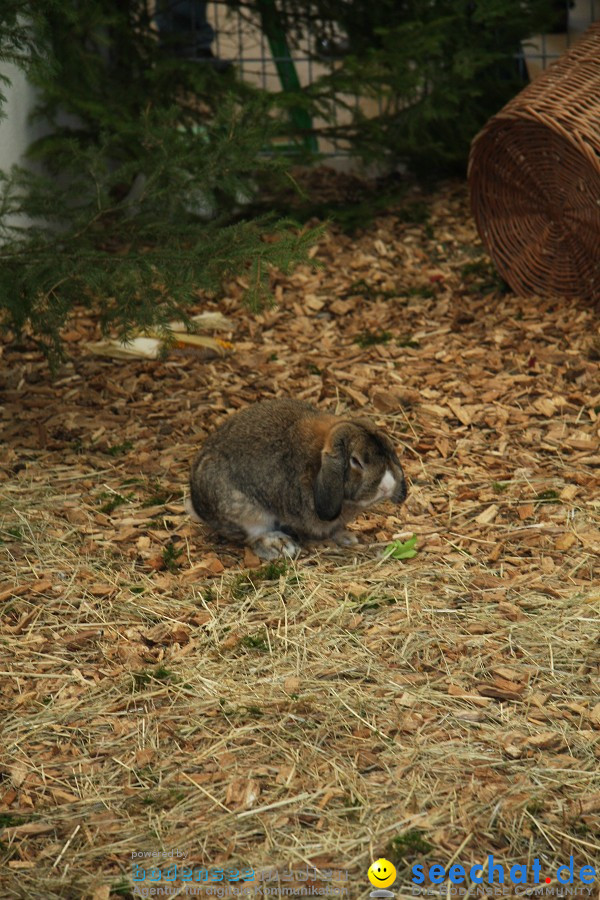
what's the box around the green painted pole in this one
[256,0,318,153]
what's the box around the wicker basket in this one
[468,23,600,302]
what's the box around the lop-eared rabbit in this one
[187,398,407,560]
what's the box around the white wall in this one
[0,63,47,171]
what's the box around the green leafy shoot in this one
[383,534,418,560]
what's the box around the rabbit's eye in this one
[350,455,364,471]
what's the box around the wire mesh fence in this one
[162,1,600,156]
[522,0,600,78]
[210,1,367,156]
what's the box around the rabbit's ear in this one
[314,425,349,521]
[354,418,402,465]
[314,450,345,520]
[373,429,402,466]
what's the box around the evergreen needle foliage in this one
[0,2,53,114]
[0,1,321,364]
[230,0,561,174]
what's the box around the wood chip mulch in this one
[1,177,599,899]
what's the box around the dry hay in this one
[1,178,600,899]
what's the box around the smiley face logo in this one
[368,858,396,889]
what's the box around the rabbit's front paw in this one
[333,528,360,547]
[251,531,301,561]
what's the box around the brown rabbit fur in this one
[187,398,407,560]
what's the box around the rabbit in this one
[186,398,407,560]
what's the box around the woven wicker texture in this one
[468,23,600,301]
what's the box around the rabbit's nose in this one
[394,479,407,504]
[391,470,407,504]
